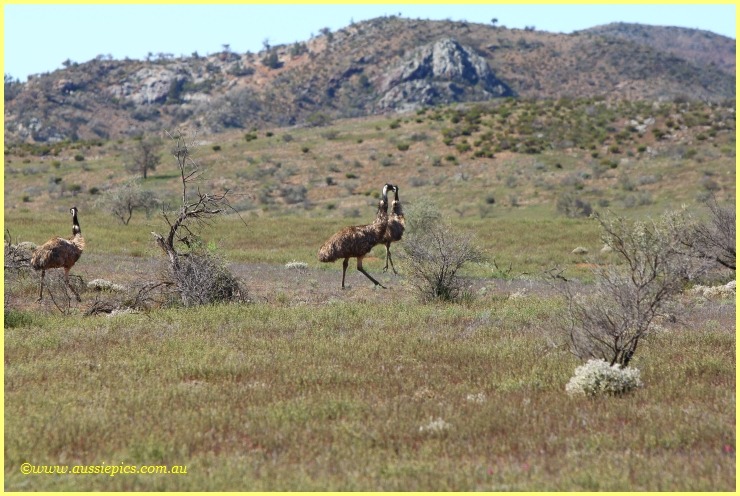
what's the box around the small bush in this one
[418,417,452,435]
[565,359,642,396]
[280,185,308,206]
[169,252,244,307]
[556,193,592,218]
[87,279,127,293]
[285,260,308,270]
[4,309,34,329]
[402,203,483,302]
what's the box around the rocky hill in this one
[4,16,735,144]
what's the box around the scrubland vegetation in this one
[4,97,735,490]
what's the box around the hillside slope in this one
[4,17,735,144]
[580,22,736,75]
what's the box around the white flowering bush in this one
[419,417,452,435]
[566,359,643,397]
[689,280,736,299]
[87,279,127,292]
[285,260,308,270]
[465,392,486,404]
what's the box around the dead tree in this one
[151,130,243,305]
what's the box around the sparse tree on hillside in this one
[126,136,162,180]
[4,74,21,102]
[100,179,158,225]
[320,27,334,43]
[262,50,281,69]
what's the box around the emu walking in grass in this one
[31,206,85,302]
[318,184,392,289]
[382,185,405,274]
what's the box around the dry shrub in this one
[684,196,735,271]
[556,211,693,368]
[402,201,483,302]
[167,251,246,307]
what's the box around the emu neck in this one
[375,199,388,223]
[72,213,81,236]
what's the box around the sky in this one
[4,3,736,82]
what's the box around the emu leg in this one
[357,256,386,289]
[37,270,45,301]
[384,243,398,275]
[64,267,81,302]
[341,258,349,289]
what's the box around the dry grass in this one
[4,290,735,491]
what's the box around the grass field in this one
[4,101,736,490]
[4,291,735,491]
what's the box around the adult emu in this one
[31,206,85,302]
[382,185,405,274]
[318,184,392,289]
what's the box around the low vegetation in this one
[4,295,734,491]
[3,96,735,490]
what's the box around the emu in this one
[382,185,405,274]
[31,206,85,302]
[318,184,392,289]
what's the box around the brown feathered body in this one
[31,235,84,271]
[31,207,85,301]
[318,200,388,263]
[318,184,391,288]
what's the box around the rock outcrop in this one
[377,38,513,110]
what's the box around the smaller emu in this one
[382,185,405,274]
[318,184,392,289]
[31,206,85,302]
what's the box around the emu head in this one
[70,206,81,236]
[381,183,393,203]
